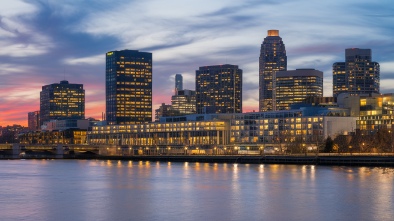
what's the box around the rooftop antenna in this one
[63,69,66,80]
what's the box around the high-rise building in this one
[175,74,183,94]
[259,29,287,112]
[154,103,179,121]
[333,48,380,97]
[274,69,323,110]
[171,89,196,115]
[40,80,85,126]
[28,111,40,131]
[106,50,152,125]
[196,64,242,114]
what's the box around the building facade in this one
[175,74,183,94]
[40,80,85,126]
[154,103,179,121]
[259,30,287,112]
[106,50,152,125]
[274,69,323,110]
[333,48,380,98]
[336,93,394,133]
[87,111,356,154]
[20,129,87,145]
[28,111,40,131]
[196,64,242,114]
[171,89,196,116]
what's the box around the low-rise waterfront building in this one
[19,129,87,145]
[41,119,90,131]
[334,92,394,135]
[88,109,356,154]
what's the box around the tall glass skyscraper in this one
[196,64,242,114]
[40,80,85,126]
[333,48,380,97]
[106,50,152,125]
[259,30,287,112]
[175,74,183,94]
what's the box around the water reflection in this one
[0,160,393,221]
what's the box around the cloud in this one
[63,54,103,65]
[2,0,394,126]
[0,1,53,58]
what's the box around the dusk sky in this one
[1,0,394,126]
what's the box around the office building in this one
[171,89,196,115]
[274,69,323,110]
[259,29,287,112]
[28,111,40,131]
[154,103,179,121]
[333,48,380,97]
[196,64,242,114]
[40,80,85,126]
[106,50,152,125]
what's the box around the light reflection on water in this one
[0,160,393,221]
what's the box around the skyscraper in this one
[333,48,380,97]
[28,111,40,131]
[259,30,287,112]
[106,50,152,125]
[274,69,323,110]
[175,74,183,94]
[196,64,242,114]
[40,80,85,126]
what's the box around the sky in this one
[1,0,394,127]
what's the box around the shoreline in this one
[2,155,394,167]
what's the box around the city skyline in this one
[1,0,394,126]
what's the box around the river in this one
[0,160,393,221]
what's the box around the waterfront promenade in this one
[1,143,394,167]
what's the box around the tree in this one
[286,136,304,154]
[324,136,334,153]
[372,128,392,152]
[333,135,350,153]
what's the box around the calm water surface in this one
[0,160,393,221]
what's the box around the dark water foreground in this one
[0,160,393,221]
